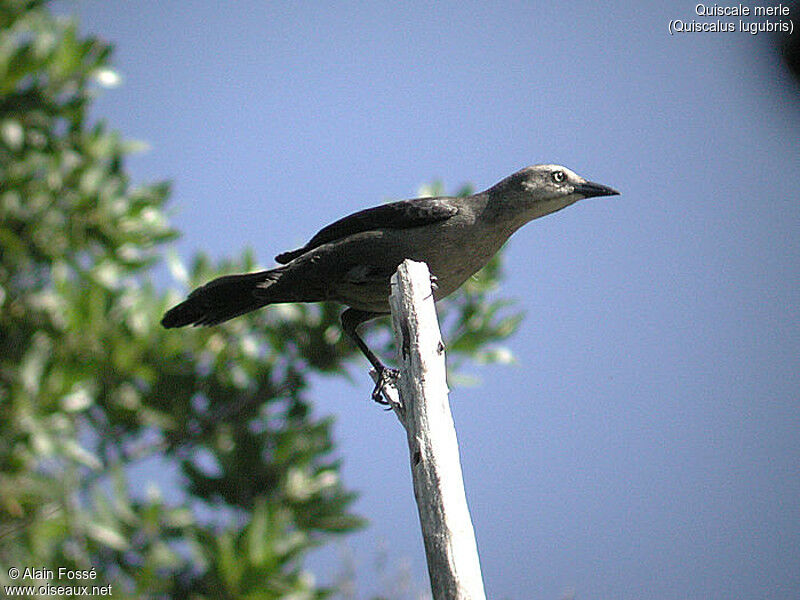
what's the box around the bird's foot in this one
[371,366,401,405]
[425,274,438,300]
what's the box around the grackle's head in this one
[518,164,618,199]
[487,164,619,223]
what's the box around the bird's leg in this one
[341,308,399,404]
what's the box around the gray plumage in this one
[162,164,618,400]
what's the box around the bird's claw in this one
[371,367,400,405]
[424,274,438,300]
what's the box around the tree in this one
[0,2,520,597]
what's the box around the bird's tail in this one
[161,268,285,328]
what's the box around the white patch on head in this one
[521,165,585,194]
[540,164,583,181]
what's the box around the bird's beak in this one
[574,180,619,199]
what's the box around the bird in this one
[161,164,619,401]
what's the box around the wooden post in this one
[379,259,487,600]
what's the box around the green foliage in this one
[0,1,521,598]
[0,3,358,597]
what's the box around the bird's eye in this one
[552,171,566,183]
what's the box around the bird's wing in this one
[274,197,460,264]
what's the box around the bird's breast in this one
[382,218,509,297]
[296,216,512,312]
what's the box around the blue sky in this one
[60,2,799,598]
